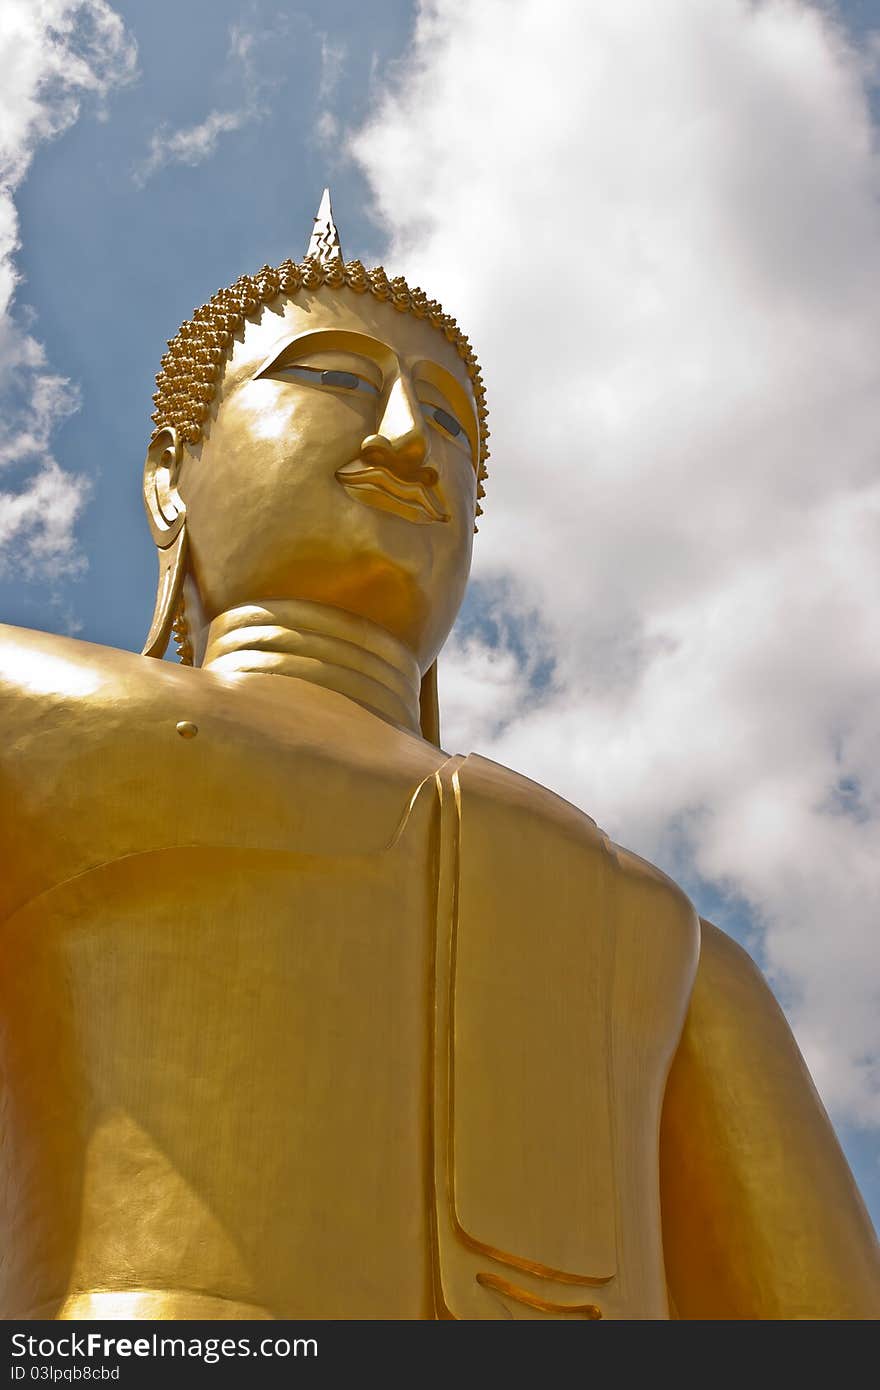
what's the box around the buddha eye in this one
[425,404,464,439]
[320,369,373,392]
[273,363,378,396]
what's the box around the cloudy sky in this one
[2,0,879,1230]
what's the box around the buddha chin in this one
[0,198,876,1322]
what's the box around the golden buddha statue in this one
[0,192,877,1322]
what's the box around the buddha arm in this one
[659,919,880,1319]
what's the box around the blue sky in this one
[2,0,880,1235]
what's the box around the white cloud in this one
[353,0,880,1128]
[314,35,346,152]
[0,461,87,578]
[135,14,286,185]
[318,36,346,103]
[440,624,545,749]
[0,1,136,578]
[315,110,340,146]
[137,107,251,185]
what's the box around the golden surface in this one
[661,923,880,1318]
[0,198,877,1319]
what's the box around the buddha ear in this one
[142,427,189,659]
[143,426,186,546]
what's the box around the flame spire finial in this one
[306,187,342,263]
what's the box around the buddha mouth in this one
[335,462,450,526]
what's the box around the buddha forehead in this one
[219,286,479,407]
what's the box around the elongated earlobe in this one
[142,528,189,659]
[142,427,188,660]
[419,661,440,747]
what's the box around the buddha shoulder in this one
[455,752,700,957]
[0,622,446,918]
[0,621,169,756]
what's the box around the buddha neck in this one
[200,598,423,734]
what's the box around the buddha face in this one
[175,286,479,670]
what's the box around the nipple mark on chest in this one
[176,721,198,739]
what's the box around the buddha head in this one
[142,191,489,735]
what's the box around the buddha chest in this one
[0,781,440,1319]
[0,629,699,1320]
[0,637,449,1318]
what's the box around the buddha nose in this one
[360,376,437,483]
